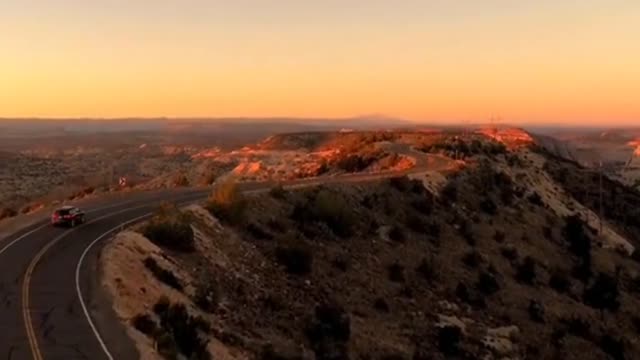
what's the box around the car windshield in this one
[55,209,71,215]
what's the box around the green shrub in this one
[455,282,486,308]
[247,222,273,240]
[477,271,500,295]
[292,190,355,238]
[143,257,183,291]
[261,343,305,360]
[562,316,591,340]
[373,298,390,313]
[193,278,220,313]
[305,302,351,358]
[0,207,17,220]
[516,256,537,285]
[438,325,463,356]
[336,153,377,172]
[564,215,591,258]
[173,172,190,187]
[480,197,498,215]
[388,225,406,242]
[500,245,519,262]
[200,171,217,186]
[269,184,287,199]
[206,179,247,225]
[583,272,620,312]
[275,241,313,275]
[411,197,433,215]
[142,207,195,252]
[388,176,416,192]
[528,300,545,323]
[527,192,544,206]
[153,299,211,360]
[600,335,625,360]
[132,313,158,335]
[440,181,458,202]
[387,263,405,283]
[416,257,439,283]
[405,213,428,233]
[549,270,571,293]
[462,250,482,268]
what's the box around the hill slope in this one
[102,130,640,360]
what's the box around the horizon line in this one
[0,116,639,129]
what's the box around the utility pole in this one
[599,160,603,235]
[584,167,590,225]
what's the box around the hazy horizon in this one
[1,116,639,131]
[1,1,639,125]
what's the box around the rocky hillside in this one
[102,133,640,360]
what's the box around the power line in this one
[599,159,603,235]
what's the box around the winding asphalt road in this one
[0,151,455,360]
[0,188,209,360]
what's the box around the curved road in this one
[0,151,454,360]
[0,188,209,360]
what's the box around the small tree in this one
[275,241,313,275]
[0,207,17,220]
[206,178,247,225]
[173,172,190,187]
[516,256,537,285]
[583,272,620,313]
[142,205,195,252]
[564,215,591,258]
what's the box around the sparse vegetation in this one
[98,130,640,359]
[388,225,406,242]
[477,271,500,295]
[387,262,405,283]
[583,272,620,312]
[142,204,195,252]
[437,325,463,356]
[305,302,351,359]
[132,313,158,336]
[275,241,313,275]
[291,189,356,238]
[600,335,625,360]
[516,256,537,285]
[193,278,220,313]
[416,256,439,283]
[0,207,17,220]
[528,300,545,323]
[206,179,247,225]
[527,192,544,206]
[549,269,571,294]
[143,257,183,291]
[153,298,211,360]
[269,184,288,199]
[462,250,482,268]
[172,172,190,187]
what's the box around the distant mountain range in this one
[0,116,412,134]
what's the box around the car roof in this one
[58,205,77,210]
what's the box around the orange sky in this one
[1,1,639,125]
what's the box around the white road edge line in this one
[75,213,152,360]
[0,199,142,257]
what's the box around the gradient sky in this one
[1,1,639,125]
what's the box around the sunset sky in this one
[1,1,638,125]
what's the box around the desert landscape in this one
[4,3,640,360]
[25,123,632,360]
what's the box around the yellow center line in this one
[20,194,205,359]
[22,230,71,360]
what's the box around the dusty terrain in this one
[0,121,281,219]
[101,129,640,359]
[545,128,640,189]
